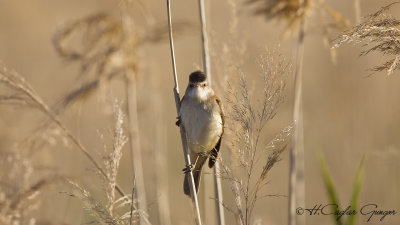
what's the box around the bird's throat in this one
[188,88,209,101]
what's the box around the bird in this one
[176,70,224,196]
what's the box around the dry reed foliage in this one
[0,150,65,225]
[66,102,139,225]
[52,13,139,110]
[333,2,400,75]
[0,60,127,197]
[248,0,312,36]
[247,0,350,41]
[103,102,128,215]
[0,151,37,225]
[68,181,133,225]
[53,9,186,224]
[53,12,189,110]
[0,62,53,113]
[219,50,293,225]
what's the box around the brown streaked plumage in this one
[176,71,224,196]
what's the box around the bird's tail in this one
[183,155,207,196]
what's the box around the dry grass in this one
[333,2,400,75]
[247,0,312,37]
[65,102,144,225]
[103,102,128,214]
[245,3,350,225]
[0,61,126,197]
[219,49,293,225]
[0,150,65,225]
[52,11,189,111]
[247,0,350,60]
[67,181,133,225]
[51,6,191,223]
[0,151,38,225]
[1,1,398,225]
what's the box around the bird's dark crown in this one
[189,71,207,83]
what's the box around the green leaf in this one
[317,151,342,225]
[347,156,365,225]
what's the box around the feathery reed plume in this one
[68,181,134,225]
[247,0,349,61]
[220,50,292,225]
[247,0,312,37]
[167,0,202,224]
[52,12,190,110]
[246,3,349,225]
[0,61,126,197]
[66,102,145,225]
[333,2,400,75]
[103,101,128,215]
[247,0,349,37]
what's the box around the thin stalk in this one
[125,75,149,225]
[154,100,172,225]
[130,185,135,225]
[198,0,211,83]
[214,161,226,225]
[198,1,225,224]
[354,0,361,24]
[167,1,202,224]
[119,1,149,223]
[288,20,306,225]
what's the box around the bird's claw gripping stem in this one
[182,164,194,174]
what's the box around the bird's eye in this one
[202,83,207,87]
[189,84,194,88]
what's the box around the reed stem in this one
[197,1,226,224]
[167,1,202,224]
[126,75,149,225]
[288,20,306,225]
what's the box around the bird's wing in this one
[208,96,224,168]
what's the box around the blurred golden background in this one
[0,0,399,225]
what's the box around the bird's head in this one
[186,70,212,101]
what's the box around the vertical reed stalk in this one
[198,1,225,224]
[119,2,149,224]
[354,0,361,24]
[130,185,135,225]
[213,161,226,225]
[154,99,172,225]
[198,0,211,83]
[125,75,149,225]
[288,20,306,225]
[167,0,202,224]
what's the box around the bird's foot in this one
[175,116,181,127]
[182,164,194,174]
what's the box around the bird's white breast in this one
[180,99,223,154]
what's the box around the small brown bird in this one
[176,71,224,196]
